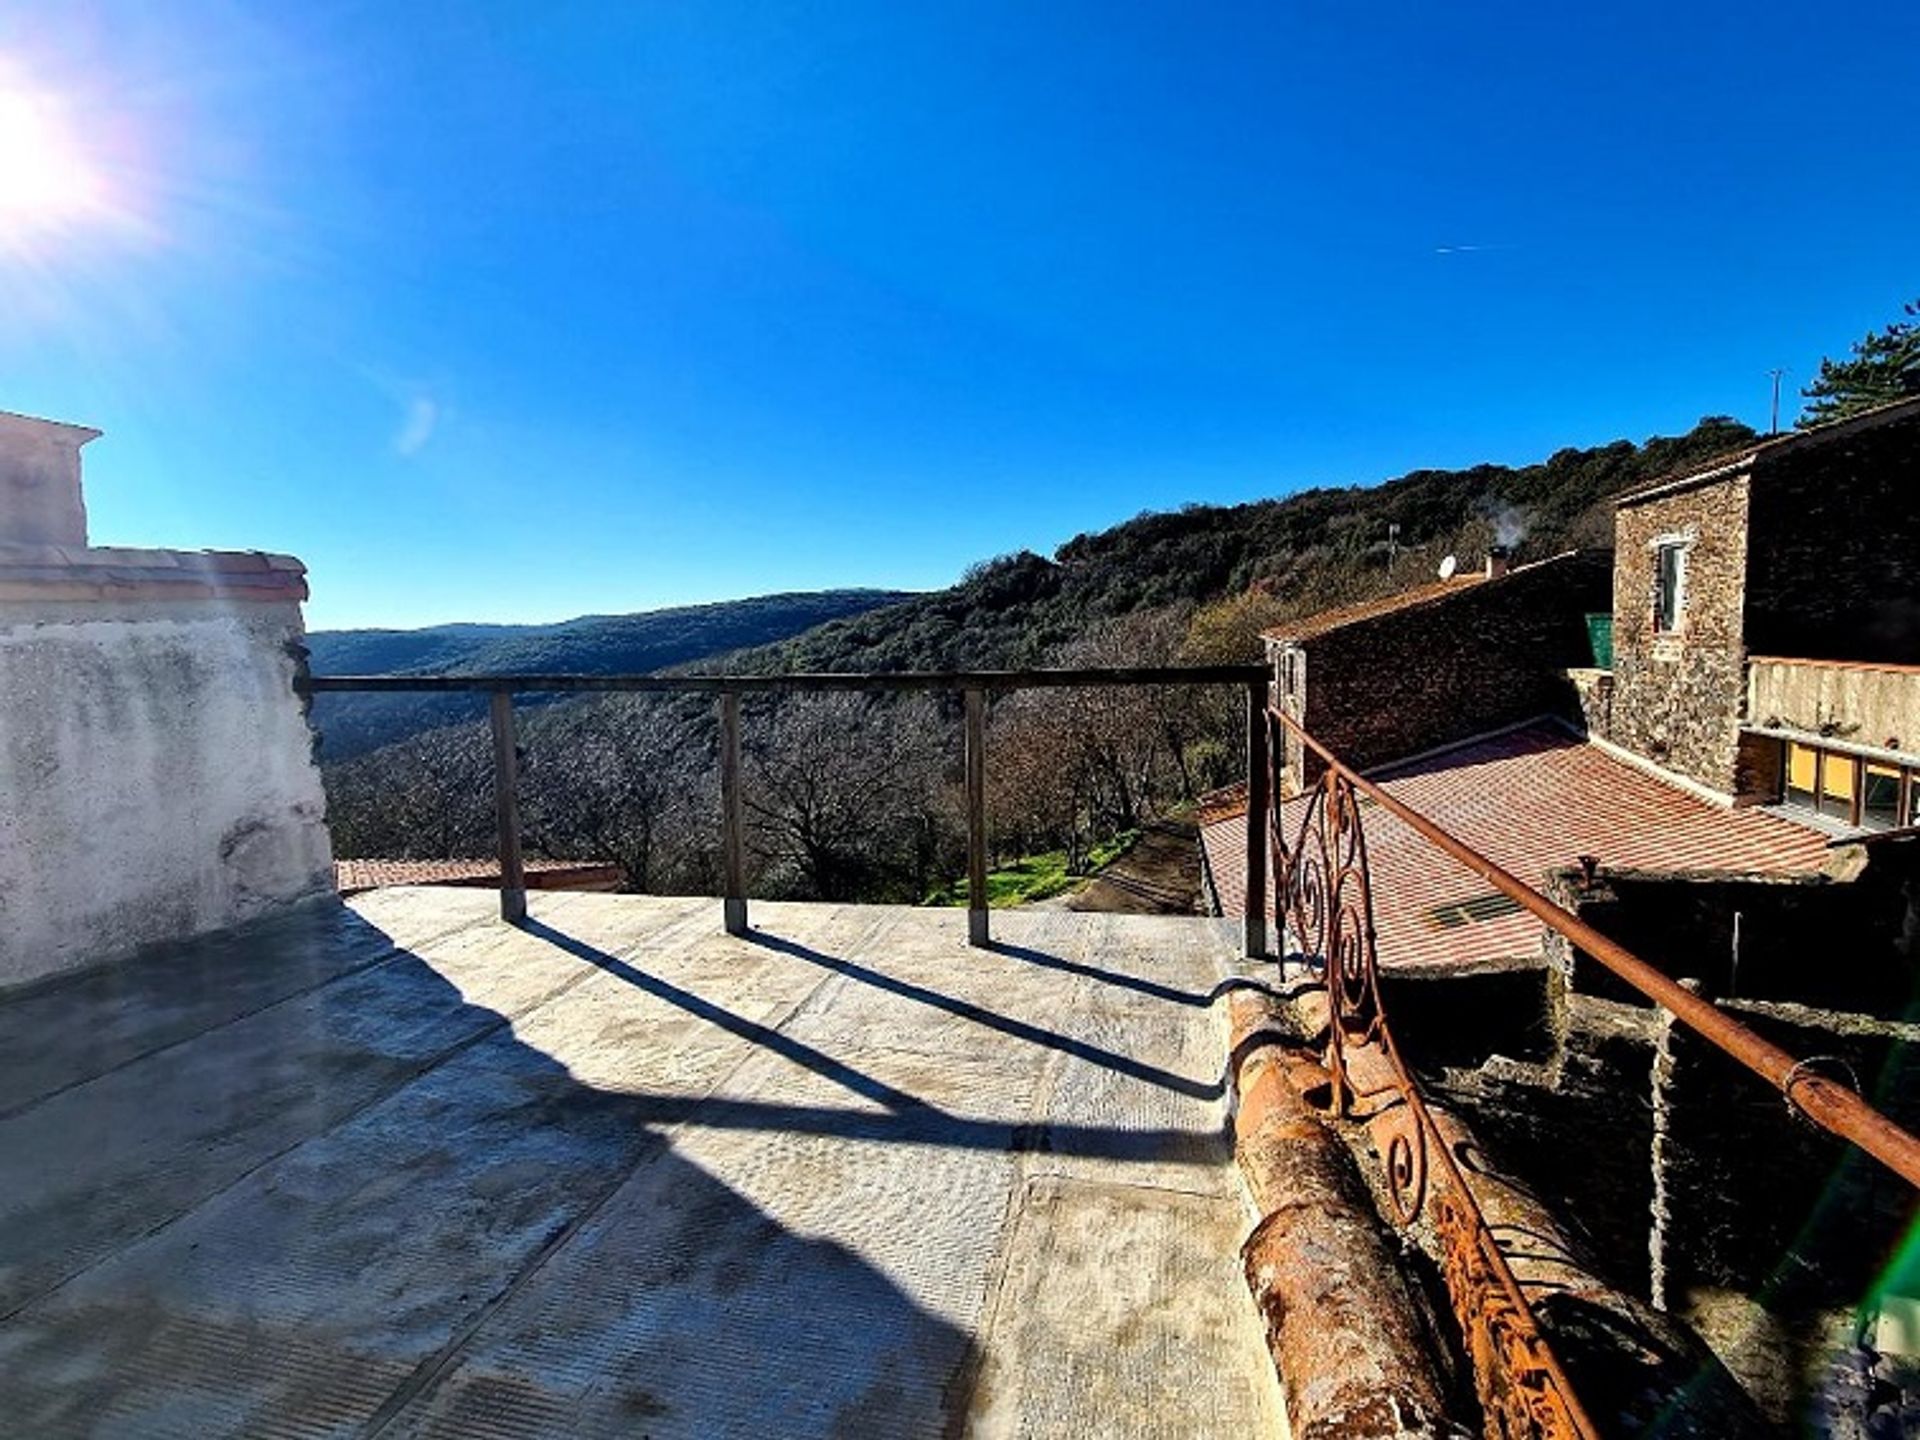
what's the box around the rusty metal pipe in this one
[1227,994,1462,1439]
[1272,707,1920,1191]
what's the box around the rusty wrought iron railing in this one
[1265,705,1920,1439]
[300,666,1273,953]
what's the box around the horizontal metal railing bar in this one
[301,663,1274,959]
[300,665,1270,695]
[1274,705,1920,1191]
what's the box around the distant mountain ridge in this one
[315,412,1760,771]
[307,588,915,759]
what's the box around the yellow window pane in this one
[1787,743,1818,791]
[1823,752,1857,800]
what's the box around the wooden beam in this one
[719,692,748,935]
[489,691,527,924]
[1244,679,1269,958]
[964,687,989,948]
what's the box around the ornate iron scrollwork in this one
[1264,707,1592,1440]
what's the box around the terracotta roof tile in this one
[1200,720,1831,970]
[1195,782,1248,825]
[0,545,308,604]
[1261,550,1596,645]
[1261,575,1486,642]
[334,858,624,896]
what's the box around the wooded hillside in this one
[731,413,1756,676]
[319,412,1760,903]
[308,588,915,759]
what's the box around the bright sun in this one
[0,82,105,230]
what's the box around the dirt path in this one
[1040,819,1205,915]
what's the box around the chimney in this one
[0,410,100,549]
[1485,545,1511,581]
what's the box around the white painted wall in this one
[0,599,333,988]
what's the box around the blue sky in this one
[1,2,1914,629]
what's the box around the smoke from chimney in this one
[1488,503,1528,550]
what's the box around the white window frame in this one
[1282,648,1305,705]
[1651,534,1690,636]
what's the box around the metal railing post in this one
[305,665,1280,948]
[488,690,527,924]
[720,692,748,935]
[1243,679,1269,958]
[964,688,989,947]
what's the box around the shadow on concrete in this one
[523,918,1227,1160]
[523,916,931,1113]
[739,926,1224,1101]
[993,939,1299,1010]
[0,903,983,1439]
[986,939,1219,1008]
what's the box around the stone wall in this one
[1265,639,1308,787]
[1547,846,1916,1016]
[0,564,333,988]
[1745,414,1920,664]
[1465,852,1920,1429]
[1658,1005,1920,1427]
[1610,472,1752,795]
[1281,551,1610,779]
[1566,665,1614,741]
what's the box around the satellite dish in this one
[1438,554,1458,581]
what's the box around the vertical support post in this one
[1244,679,1269,959]
[964,687,989,948]
[1647,977,1697,1313]
[720,691,748,935]
[489,690,527,924]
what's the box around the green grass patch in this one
[1084,829,1140,871]
[929,829,1140,908]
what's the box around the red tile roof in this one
[1195,781,1249,826]
[1257,551,1592,645]
[1200,720,1832,970]
[0,544,308,604]
[334,858,624,896]
[1261,574,1486,642]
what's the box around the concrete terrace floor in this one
[0,890,1285,1438]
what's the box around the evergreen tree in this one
[1798,299,1920,427]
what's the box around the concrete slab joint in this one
[0,899,1286,1438]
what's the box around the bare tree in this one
[743,692,959,902]
[986,689,1098,870]
[323,720,496,859]
[518,694,713,893]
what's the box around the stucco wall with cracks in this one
[0,597,333,987]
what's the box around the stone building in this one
[1264,547,1611,789]
[1600,395,1920,810]
[1200,401,1920,1427]
[1207,396,1920,998]
[1247,394,1920,826]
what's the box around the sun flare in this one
[0,81,106,231]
